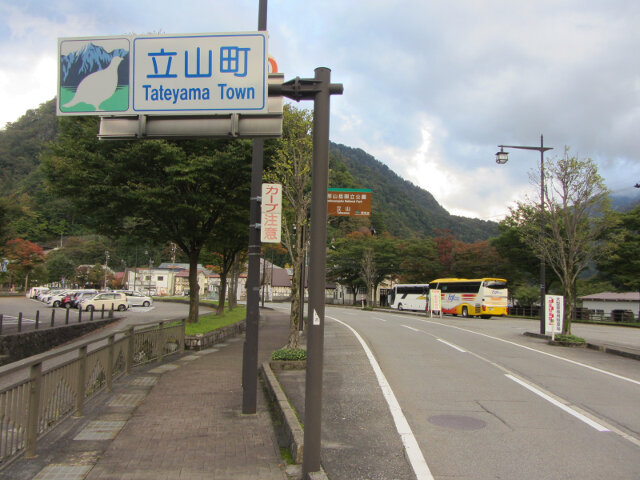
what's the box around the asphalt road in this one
[293,305,640,480]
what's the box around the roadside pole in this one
[271,68,343,478]
[303,68,343,479]
[241,0,268,415]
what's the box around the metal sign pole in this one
[302,67,342,479]
[241,0,268,415]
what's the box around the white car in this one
[47,290,75,308]
[79,292,128,312]
[119,291,153,307]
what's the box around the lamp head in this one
[495,148,509,164]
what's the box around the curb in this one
[523,331,640,361]
[260,362,330,480]
[260,362,304,464]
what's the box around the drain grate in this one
[178,355,200,362]
[148,364,180,374]
[131,376,158,387]
[194,348,218,355]
[33,464,93,480]
[74,420,127,441]
[107,393,146,408]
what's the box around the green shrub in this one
[554,334,586,344]
[271,348,307,361]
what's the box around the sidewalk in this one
[1,310,290,480]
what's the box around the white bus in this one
[428,278,508,319]
[389,284,429,311]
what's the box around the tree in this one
[508,149,612,334]
[451,240,507,279]
[42,116,252,323]
[204,202,248,315]
[264,104,313,348]
[4,238,45,292]
[328,231,400,306]
[45,251,76,285]
[597,205,640,317]
[327,233,366,304]
[396,236,441,283]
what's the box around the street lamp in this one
[496,135,553,334]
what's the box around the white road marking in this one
[437,338,466,353]
[418,318,640,387]
[387,315,640,446]
[506,374,610,432]
[329,316,435,480]
[401,324,419,332]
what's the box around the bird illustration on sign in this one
[59,39,130,113]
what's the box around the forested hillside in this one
[0,99,497,245]
[330,143,497,241]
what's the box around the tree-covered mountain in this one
[0,99,497,244]
[330,143,497,241]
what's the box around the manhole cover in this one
[428,415,486,431]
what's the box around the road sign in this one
[327,188,372,217]
[261,183,282,243]
[58,32,269,116]
[545,295,564,338]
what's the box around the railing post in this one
[155,321,164,362]
[90,308,94,322]
[50,309,55,327]
[25,362,43,458]
[0,313,3,334]
[18,312,22,332]
[106,334,115,391]
[101,304,105,319]
[180,318,186,355]
[65,308,70,324]
[75,345,87,417]
[35,311,40,330]
[126,326,135,374]
[78,309,82,323]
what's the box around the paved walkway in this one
[1,310,290,480]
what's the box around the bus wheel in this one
[462,306,469,318]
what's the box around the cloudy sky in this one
[1,0,639,220]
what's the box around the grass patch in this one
[280,447,295,465]
[271,348,307,361]
[554,334,586,345]
[185,306,246,335]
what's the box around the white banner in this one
[430,289,441,311]
[545,295,564,336]
[261,183,282,243]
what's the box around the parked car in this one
[60,292,76,309]
[40,289,64,304]
[116,290,153,307]
[79,292,128,312]
[27,287,49,299]
[47,290,74,308]
[70,290,98,308]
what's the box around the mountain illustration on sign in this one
[60,42,129,112]
[63,56,123,111]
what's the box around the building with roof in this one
[579,292,639,321]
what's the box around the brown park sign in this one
[327,188,372,217]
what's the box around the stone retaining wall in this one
[0,319,119,365]
[184,319,246,350]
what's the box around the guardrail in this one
[0,318,185,465]
[0,305,122,335]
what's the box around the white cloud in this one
[0,0,638,220]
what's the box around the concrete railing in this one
[0,319,185,466]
